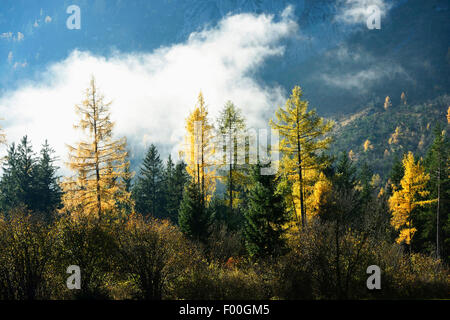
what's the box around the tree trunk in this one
[297,131,306,227]
[229,130,233,215]
[436,162,441,259]
[92,84,102,219]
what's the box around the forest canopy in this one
[0,78,449,300]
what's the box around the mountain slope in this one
[329,94,450,178]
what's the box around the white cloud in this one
[321,64,406,91]
[0,8,297,175]
[319,45,408,91]
[0,32,13,40]
[16,32,24,42]
[335,0,391,24]
[45,16,52,23]
[12,61,27,69]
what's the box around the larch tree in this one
[401,92,407,105]
[447,106,450,124]
[384,96,391,111]
[270,86,333,227]
[306,171,332,219]
[183,91,216,206]
[216,101,246,215]
[363,139,372,152]
[389,152,431,253]
[61,77,130,220]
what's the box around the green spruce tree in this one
[133,144,165,218]
[178,180,210,242]
[243,162,288,258]
[34,140,62,216]
[423,125,450,260]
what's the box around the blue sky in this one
[0,1,186,92]
[0,0,400,174]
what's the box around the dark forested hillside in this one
[330,95,450,178]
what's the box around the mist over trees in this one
[0,78,448,300]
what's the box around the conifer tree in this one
[216,101,246,215]
[384,96,391,111]
[116,152,134,216]
[174,160,190,200]
[164,155,189,224]
[35,140,62,215]
[0,137,38,214]
[388,155,404,193]
[183,92,216,206]
[363,139,372,152]
[61,77,130,220]
[424,126,449,260]
[401,92,407,105]
[243,162,287,258]
[334,152,356,193]
[178,180,210,242]
[358,162,374,206]
[389,152,431,252]
[307,171,332,218]
[447,106,450,124]
[133,144,165,218]
[270,86,333,227]
[0,137,61,218]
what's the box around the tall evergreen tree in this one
[0,143,22,214]
[357,162,374,206]
[333,152,357,193]
[424,126,450,260]
[133,144,165,218]
[116,151,134,216]
[164,155,179,223]
[178,180,210,243]
[388,155,405,194]
[243,163,288,258]
[34,140,62,215]
[0,137,61,218]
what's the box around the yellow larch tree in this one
[363,139,373,152]
[401,92,407,105]
[61,76,130,220]
[384,96,391,111]
[388,152,431,252]
[183,91,216,205]
[270,86,333,227]
[389,126,401,145]
[306,171,332,219]
[216,101,247,213]
[348,149,355,161]
[447,106,450,124]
